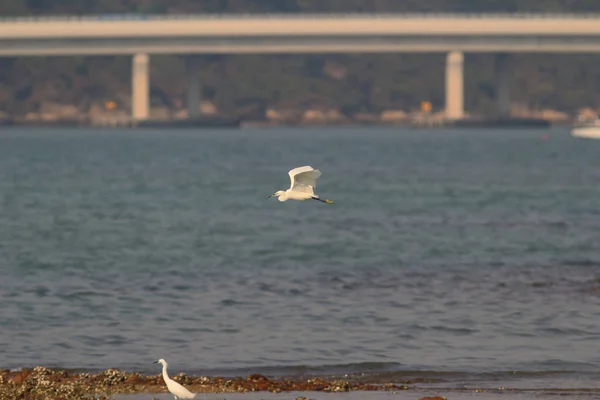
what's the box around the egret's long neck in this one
[161,363,169,381]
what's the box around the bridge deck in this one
[1,13,600,39]
[2,14,600,55]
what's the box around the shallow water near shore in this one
[115,389,600,400]
[1,126,600,393]
[114,393,452,400]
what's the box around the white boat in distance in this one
[571,117,600,139]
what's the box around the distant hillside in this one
[1,0,600,119]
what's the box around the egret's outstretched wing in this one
[288,165,322,195]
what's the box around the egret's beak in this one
[153,360,159,364]
[267,194,273,199]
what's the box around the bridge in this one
[2,13,600,121]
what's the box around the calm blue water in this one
[1,127,600,389]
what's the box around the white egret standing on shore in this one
[153,359,196,399]
[267,165,334,204]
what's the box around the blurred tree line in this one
[1,0,600,117]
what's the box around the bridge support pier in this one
[186,56,201,118]
[494,53,512,118]
[132,52,150,121]
[445,51,464,120]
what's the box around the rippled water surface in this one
[1,127,600,390]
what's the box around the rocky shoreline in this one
[0,100,582,130]
[6,366,596,400]
[0,116,559,130]
[0,366,412,400]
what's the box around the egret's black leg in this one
[311,196,334,204]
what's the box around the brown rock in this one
[247,373,269,382]
[10,369,32,385]
[419,396,447,400]
[48,373,65,382]
[124,375,143,384]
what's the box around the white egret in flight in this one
[268,165,334,204]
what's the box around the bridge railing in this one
[1,13,600,23]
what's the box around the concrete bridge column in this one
[445,51,464,120]
[132,52,149,120]
[494,53,512,118]
[186,56,201,118]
